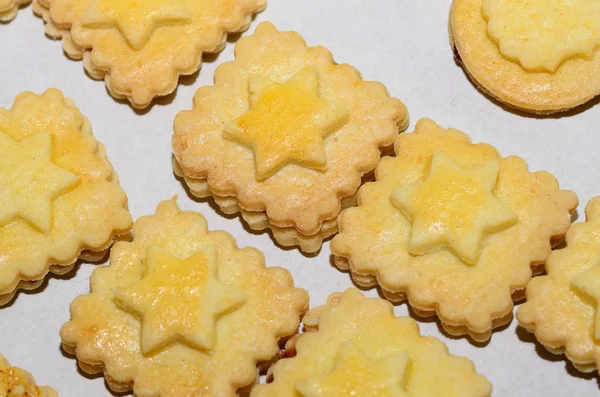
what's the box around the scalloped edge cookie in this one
[0,0,30,21]
[173,21,408,253]
[450,0,600,114]
[253,289,492,397]
[60,198,309,397]
[172,158,362,253]
[33,0,266,108]
[0,89,132,306]
[517,197,600,374]
[331,118,577,342]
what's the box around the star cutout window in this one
[296,341,411,397]
[222,67,349,180]
[391,151,518,265]
[115,245,247,354]
[0,130,79,233]
[571,264,600,340]
[81,0,192,50]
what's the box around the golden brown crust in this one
[451,0,600,114]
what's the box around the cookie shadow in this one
[452,56,600,119]
[60,347,130,397]
[516,326,600,385]
[104,68,201,115]
[571,209,580,224]
[174,170,323,258]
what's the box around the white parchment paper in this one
[1,1,598,395]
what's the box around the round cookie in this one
[450,0,600,114]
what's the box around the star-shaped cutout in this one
[222,67,349,180]
[81,0,192,50]
[115,245,247,354]
[571,265,600,340]
[391,151,518,265]
[0,130,79,233]
[296,341,411,397]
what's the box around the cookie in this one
[60,198,309,397]
[0,0,29,21]
[331,118,577,342]
[450,0,600,114]
[518,197,600,374]
[33,0,265,108]
[0,355,57,397]
[173,21,408,253]
[252,289,492,397]
[0,89,132,306]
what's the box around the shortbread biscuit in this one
[331,118,577,342]
[173,22,408,253]
[518,197,600,374]
[60,198,309,397]
[0,0,30,21]
[33,0,265,108]
[0,89,132,306]
[0,355,58,397]
[252,289,492,397]
[451,0,600,114]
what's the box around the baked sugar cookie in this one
[173,22,408,253]
[451,0,600,114]
[60,198,308,397]
[33,0,265,108]
[252,289,492,397]
[1,355,57,397]
[0,0,30,21]
[331,118,577,342]
[0,89,132,306]
[518,197,600,374]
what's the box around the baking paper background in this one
[1,0,599,395]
